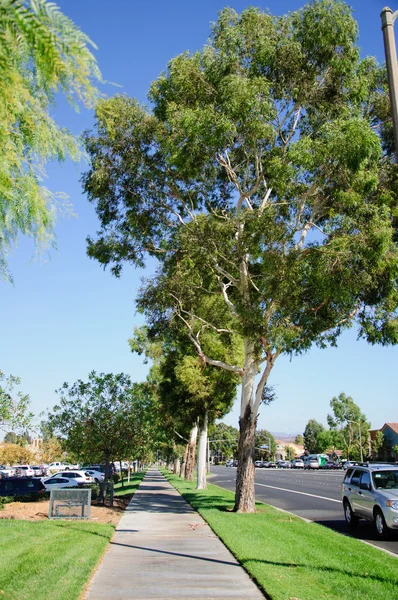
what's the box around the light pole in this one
[348,420,363,463]
[381,7,398,161]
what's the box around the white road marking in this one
[255,482,341,503]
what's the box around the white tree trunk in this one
[196,411,208,489]
[185,422,198,480]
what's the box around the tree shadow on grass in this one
[241,557,398,587]
[54,522,115,539]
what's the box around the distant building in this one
[275,441,304,461]
[370,423,398,461]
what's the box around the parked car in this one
[278,460,291,469]
[267,462,277,468]
[30,466,44,477]
[259,461,269,468]
[233,460,238,467]
[42,476,80,491]
[0,476,45,496]
[304,458,319,470]
[13,465,34,477]
[254,461,262,468]
[343,461,358,470]
[292,459,304,469]
[84,469,105,483]
[341,463,398,538]
[322,461,341,470]
[43,470,94,486]
[225,460,234,467]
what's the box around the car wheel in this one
[374,508,390,539]
[344,500,358,527]
[95,478,100,484]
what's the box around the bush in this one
[112,473,120,484]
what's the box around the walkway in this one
[84,468,265,599]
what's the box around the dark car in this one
[267,462,277,468]
[0,477,45,496]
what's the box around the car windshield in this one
[372,470,398,489]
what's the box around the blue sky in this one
[2,0,397,437]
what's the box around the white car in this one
[13,465,35,477]
[42,476,80,491]
[84,469,105,483]
[292,459,304,469]
[44,470,94,486]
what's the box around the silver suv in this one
[341,464,398,538]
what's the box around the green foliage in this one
[209,422,239,459]
[303,419,324,453]
[48,371,156,469]
[83,0,398,506]
[327,392,369,459]
[372,430,385,458]
[294,434,304,445]
[0,371,33,433]
[284,446,295,460]
[83,0,398,373]
[0,0,102,281]
[255,429,276,459]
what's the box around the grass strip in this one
[114,471,146,497]
[163,470,398,600]
[0,472,145,600]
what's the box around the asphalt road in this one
[209,465,398,556]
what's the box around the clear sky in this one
[2,0,397,438]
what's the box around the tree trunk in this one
[180,443,189,478]
[173,458,180,474]
[234,402,257,512]
[196,411,208,490]
[184,423,198,481]
[119,460,124,487]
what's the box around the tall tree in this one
[0,0,101,281]
[0,371,33,434]
[83,1,398,512]
[327,392,369,460]
[303,419,325,453]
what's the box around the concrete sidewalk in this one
[84,468,265,599]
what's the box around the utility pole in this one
[381,7,398,161]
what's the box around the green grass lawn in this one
[0,520,114,600]
[0,472,146,600]
[164,471,398,600]
[114,471,145,497]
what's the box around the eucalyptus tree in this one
[0,0,101,281]
[83,1,398,511]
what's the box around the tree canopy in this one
[0,371,33,434]
[327,392,369,460]
[0,0,102,281]
[83,0,398,511]
[48,371,155,473]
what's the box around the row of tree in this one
[2,1,398,512]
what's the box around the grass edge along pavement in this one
[163,470,398,600]
[0,472,146,600]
